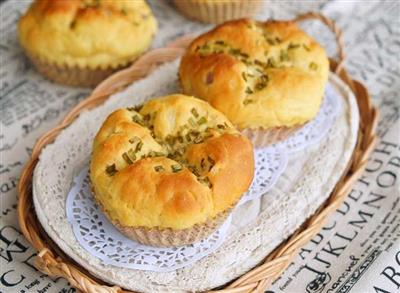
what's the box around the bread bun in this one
[18,0,157,86]
[179,19,329,134]
[90,94,254,246]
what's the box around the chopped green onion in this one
[256,68,264,74]
[201,158,206,169]
[255,82,267,91]
[171,164,182,173]
[217,124,226,129]
[127,151,136,161]
[260,74,269,83]
[132,115,141,123]
[193,136,203,144]
[288,43,300,50]
[135,141,143,152]
[280,50,289,62]
[267,38,275,45]
[122,152,133,164]
[245,87,254,94]
[197,117,207,125]
[165,135,174,145]
[129,136,140,144]
[106,164,117,176]
[188,165,200,177]
[191,108,199,118]
[229,48,241,55]
[154,165,165,172]
[267,58,276,68]
[254,59,264,67]
[198,176,212,188]
[309,62,318,70]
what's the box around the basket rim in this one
[17,12,379,293]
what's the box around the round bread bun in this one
[18,0,157,86]
[90,94,254,247]
[179,19,329,138]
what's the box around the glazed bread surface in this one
[90,94,254,230]
[18,0,157,69]
[179,19,329,129]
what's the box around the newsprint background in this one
[0,1,399,292]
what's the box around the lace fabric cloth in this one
[33,59,359,292]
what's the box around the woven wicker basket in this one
[17,13,378,293]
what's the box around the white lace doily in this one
[271,84,342,153]
[240,83,342,204]
[65,83,341,272]
[66,167,232,272]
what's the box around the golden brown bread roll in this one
[18,0,157,87]
[179,19,329,146]
[90,94,254,246]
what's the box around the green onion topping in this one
[171,164,182,173]
[245,87,254,94]
[191,108,199,118]
[197,117,207,125]
[280,50,289,62]
[129,136,140,144]
[309,62,318,70]
[128,148,136,158]
[106,164,117,176]
[154,165,165,172]
[288,43,300,50]
[135,141,143,152]
[122,152,133,164]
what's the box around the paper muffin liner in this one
[173,0,261,24]
[241,126,303,148]
[27,54,125,88]
[90,175,232,247]
[114,210,230,247]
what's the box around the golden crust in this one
[179,19,329,129]
[90,94,254,230]
[18,0,157,69]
